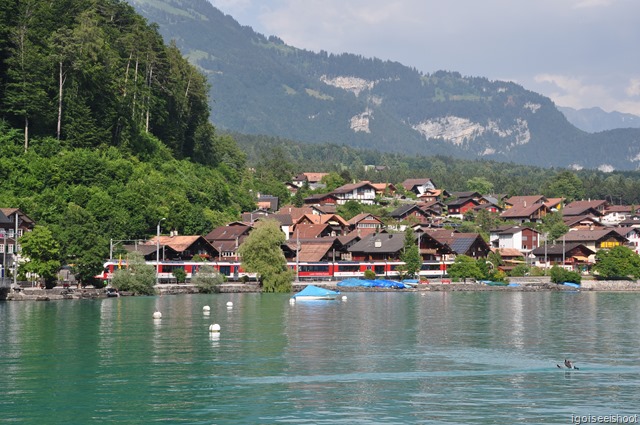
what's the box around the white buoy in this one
[209,323,221,333]
[152,311,162,319]
[289,298,296,304]
[226,301,233,307]
[203,305,211,312]
[341,295,347,302]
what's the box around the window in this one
[8,244,13,253]
[0,245,3,253]
[18,229,23,237]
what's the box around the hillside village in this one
[103,173,640,280]
[4,171,640,284]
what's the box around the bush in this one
[549,266,582,284]
[192,265,224,293]
[173,268,186,283]
[363,269,376,280]
[509,264,530,277]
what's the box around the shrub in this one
[549,266,582,284]
[173,268,186,283]
[363,269,376,280]
[192,265,224,293]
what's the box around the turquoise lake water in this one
[1,291,640,424]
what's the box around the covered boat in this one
[292,285,341,300]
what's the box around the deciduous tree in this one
[237,219,293,292]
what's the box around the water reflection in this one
[2,292,640,424]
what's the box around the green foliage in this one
[466,177,493,194]
[544,171,584,202]
[549,265,582,284]
[447,255,483,282]
[172,268,186,283]
[539,212,569,243]
[235,133,640,206]
[237,219,293,292]
[18,225,61,288]
[509,264,530,277]
[363,269,376,280]
[191,265,224,293]
[399,227,421,278]
[110,252,156,295]
[592,246,640,280]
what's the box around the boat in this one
[292,285,340,300]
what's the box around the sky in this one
[207,0,640,115]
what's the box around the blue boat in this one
[292,285,341,300]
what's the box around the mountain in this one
[558,106,640,133]
[128,0,640,171]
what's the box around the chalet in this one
[418,189,448,203]
[292,223,333,239]
[347,213,383,235]
[489,226,540,252]
[390,204,432,223]
[473,201,503,214]
[560,228,628,253]
[499,202,549,223]
[618,216,640,228]
[563,215,605,230]
[491,248,526,273]
[544,197,565,211]
[348,233,405,261]
[292,172,329,188]
[613,227,640,254]
[0,208,35,278]
[563,200,608,217]
[277,205,318,222]
[420,200,446,216]
[601,205,636,225]
[304,193,338,206]
[425,229,491,259]
[144,235,218,261]
[504,195,547,209]
[319,214,350,236]
[284,238,340,262]
[531,243,595,270]
[401,178,436,196]
[331,182,377,205]
[370,182,397,197]
[204,222,252,259]
[257,195,279,211]
[447,197,479,218]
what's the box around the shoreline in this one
[3,278,640,301]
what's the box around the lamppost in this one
[156,218,165,284]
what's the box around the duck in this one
[557,359,579,370]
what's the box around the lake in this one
[1,291,640,424]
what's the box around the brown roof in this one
[348,213,382,226]
[561,229,626,242]
[493,248,524,258]
[205,223,251,241]
[149,235,209,253]
[505,195,546,207]
[296,242,334,262]
[401,178,433,191]
[500,203,547,219]
[293,223,330,239]
[277,206,315,221]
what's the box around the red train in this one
[99,260,450,282]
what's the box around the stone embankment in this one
[3,279,640,301]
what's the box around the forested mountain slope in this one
[0,0,253,282]
[129,0,640,171]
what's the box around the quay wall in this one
[4,279,640,301]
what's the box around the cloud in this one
[627,78,640,97]
[534,73,640,115]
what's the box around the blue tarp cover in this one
[293,285,340,298]
[337,279,407,289]
[562,282,580,288]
